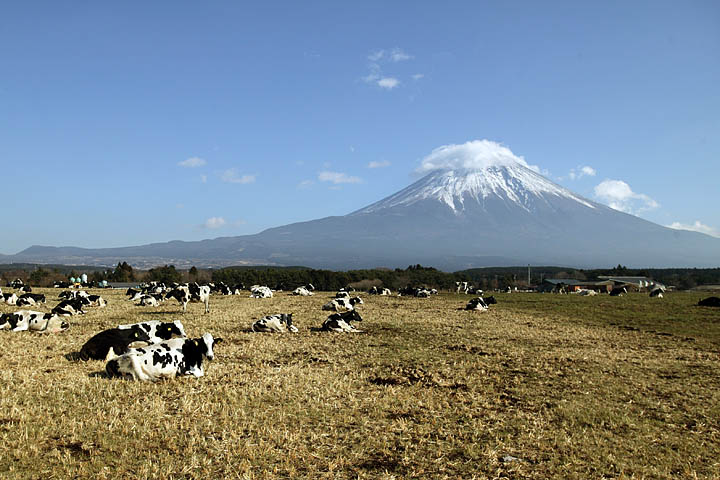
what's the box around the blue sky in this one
[1,1,719,254]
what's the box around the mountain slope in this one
[6,164,720,270]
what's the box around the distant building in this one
[538,279,614,293]
[597,276,665,291]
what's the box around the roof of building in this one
[543,279,614,286]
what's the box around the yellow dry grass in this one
[0,289,718,479]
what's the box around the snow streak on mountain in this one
[354,163,596,215]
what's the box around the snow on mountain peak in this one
[355,146,596,215]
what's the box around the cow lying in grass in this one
[52,298,88,316]
[322,296,363,312]
[252,314,298,333]
[292,287,314,296]
[250,285,273,298]
[79,321,187,361]
[0,310,69,333]
[117,320,187,342]
[698,296,720,307]
[465,296,497,311]
[78,325,153,361]
[105,333,222,382]
[320,310,363,332]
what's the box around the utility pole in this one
[528,264,531,286]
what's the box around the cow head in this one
[341,309,363,323]
[44,315,70,333]
[199,333,222,361]
[349,297,364,306]
[484,296,497,305]
[282,313,299,333]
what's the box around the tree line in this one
[3,262,720,291]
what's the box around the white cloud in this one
[178,157,206,168]
[362,48,413,90]
[377,77,400,89]
[368,160,391,168]
[568,165,597,180]
[412,73,425,80]
[667,221,720,238]
[389,48,412,62]
[200,174,207,184]
[221,168,256,184]
[203,217,226,229]
[417,139,536,173]
[318,171,362,184]
[593,179,659,214]
[297,179,314,189]
[362,71,381,83]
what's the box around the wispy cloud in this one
[593,179,659,214]
[318,171,362,184]
[221,168,256,184]
[667,221,720,238]
[389,48,412,62]
[412,73,425,80]
[377,77,399,89]
[203,217,226,229]
[368,160,391,168]
[362,48,413,90]
[567,165,597,180]
[367,48,412,63]
[200,174,207,184]
[178,157,207,168]
[297,179,314,189]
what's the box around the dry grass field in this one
[1,288,719,479]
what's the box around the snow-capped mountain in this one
[6,164,720,270]
[355,163,595,214]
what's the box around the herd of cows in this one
[2,277,719,383]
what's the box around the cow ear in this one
[214,337,223,345]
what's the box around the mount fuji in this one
[7,159,720,270]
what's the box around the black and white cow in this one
[87,295,107,307]
[320,310,364,333]
[465,296,497,311]
[126,288,142,299]
[16,296,36,307]
[165,283,211,313]
[292,286,314,296]
[18,285,32,293]
[78,325,153,361]
[456,281,469,294]
[698,296,720,307]
[322,296,363,312]
[250,285,273,298]
[0,310,69,333]
[649,288,664,298]
[19,293,46,304]
[369,286,391,295]
[252,314,298,333]
[136,294,162,307]
[117,320,187,343]
[2,293,18,305]
[105,333,222,382]
[52,298,88,316]
[610,286,628,297]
